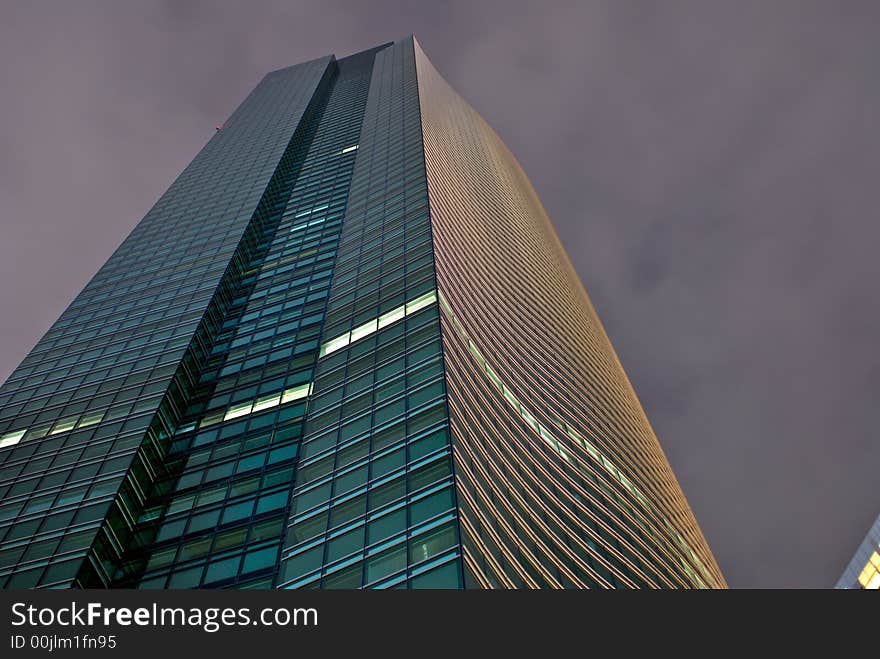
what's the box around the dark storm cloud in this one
[1,0,877,587]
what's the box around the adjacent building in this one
[836,513,880,589]
[0,37,725,589]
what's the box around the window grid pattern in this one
[113,48,382,589]
[278,39,463,590]
[0,56,335,589]
[414,38,726,589]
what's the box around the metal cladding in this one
[0,37,724,589]
[414,38,724,588]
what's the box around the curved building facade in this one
[0,37,724,589]
[415,40,723,588]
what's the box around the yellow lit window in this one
[858,551,880,589]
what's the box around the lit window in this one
[77,412,104,428]
[341,145,358,154]
[467,339,485,363]
[501,386,518,408]
[0,429,26,449]
[252,394,282,413]
[199,411,225,428]
[350,319,378,343]
[320,290,439,359]
[433,287,728,585]
[405,291,437,315]
[50,417,78,435]
[519,407,539,433]
[175,421,197,435]
[293,203,328,219]
[486,366,503,390]
[539,425,571,463]
[224,402,253,421]
[320,332,351,357]
[618,473,636,495]
[377,306,405,329]
[281,383,311,404]
[859,550,880,589]
[290,216,327,233]
[24,425,51,441]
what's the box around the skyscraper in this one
[0,37,725,589]
[835,513,880,589]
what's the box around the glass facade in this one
[835,513,880,589]
[0,37,725,589]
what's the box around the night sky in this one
[1,1,878,588]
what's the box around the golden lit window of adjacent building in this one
[857,549,880,589]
